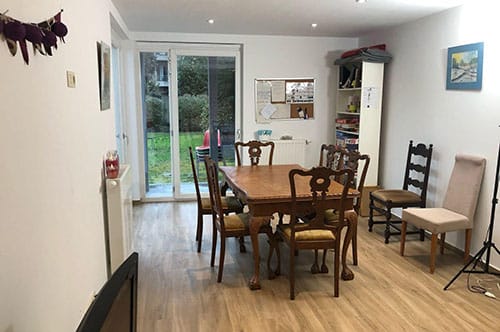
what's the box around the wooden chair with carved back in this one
[235,140,275,166]
[204,156,274,283]
[189,147,243,253]
[273,166,354,299]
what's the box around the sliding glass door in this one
[139,45,240,199]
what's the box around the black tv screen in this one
[76,252,138,332]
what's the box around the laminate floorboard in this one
[132,202,500,332]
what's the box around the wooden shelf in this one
[336,130,359,136]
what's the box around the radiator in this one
[105,164,133,275]
[269,139,307,165]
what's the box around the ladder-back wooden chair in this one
[369,140,433,243]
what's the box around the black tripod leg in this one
[443,245,487,290]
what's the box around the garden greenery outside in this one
[143,53,236,186]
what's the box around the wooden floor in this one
[133,202,500,332]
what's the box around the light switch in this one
[66,71,76,88]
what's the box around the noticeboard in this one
[255,78,315,123]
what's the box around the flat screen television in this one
[76,252,138,332]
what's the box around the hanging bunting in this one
[0,9,68,65]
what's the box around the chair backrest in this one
[188,147,203,207]
[341,150,370,214]
[442,154,486,225]
[235,140,275,166]
[288,167,354,237]
[319,144,345,170]
[402,140,433,202]
[204,156,226,231]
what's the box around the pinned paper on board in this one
[362,86,380,110]
[261,103,277,120]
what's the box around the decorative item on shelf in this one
[105,150,120,179]
[256,129,272,141]
[0,9,68,65]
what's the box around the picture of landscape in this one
[446,42,483,90]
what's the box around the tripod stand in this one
[444,144,500,290]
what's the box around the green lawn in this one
[147,131,234,184]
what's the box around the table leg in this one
[248,215,267,290]
[341,210,357,281]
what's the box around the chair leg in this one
[333,241,340,297]
[400,221,407,256]
[217,236,226,283]
[290,247,296,300]
[430,233,438,274]
[464,229,472,263]
[384,208,392,244]
[311,250,320,274]
[352,217,358,265]
[267,231,281,279]
[210,220,217,267]
[239,236,246,253]
[368,196,374,232]
[196,212,203,253]
[440,233,446,254]
[320,249,329,273]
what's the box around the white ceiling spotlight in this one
[207,19,215,24]
[311,23,318,29]
[356,0,367,3]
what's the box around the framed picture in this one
[446,42,484,90]
[97,41,111,110]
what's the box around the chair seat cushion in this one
[224,213,251,231]
[372,189,422,204]
[201,196,242,212]
[279,225,335,241]
[402,208,470,234]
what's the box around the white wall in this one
[0,1,121,331]
[130,32,358,168]
[360,4,500,269]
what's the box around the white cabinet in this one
[335,61,384,186]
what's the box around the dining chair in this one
[400,154,486,273]
[235,140,275,166]
[189,147,243,253]
[204,156,274,283]
[312,150,370,273]
[319,143,345,170]
[369,140,433,243]
[273,166,355,299]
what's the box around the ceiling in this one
[111,0,467,38]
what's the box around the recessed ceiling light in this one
[311,23,318,29]
[207,19,215,24]
[356,0,367,3]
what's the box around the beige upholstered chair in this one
[235,140,275,166]
[189,147,243,253]
[400,154,486,273]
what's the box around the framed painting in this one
[97,41,111,110]
[446,42,483,90]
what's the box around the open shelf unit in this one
[335,61,384,187]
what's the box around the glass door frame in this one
[136,42,242,201]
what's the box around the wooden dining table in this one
[219,164,360,290]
